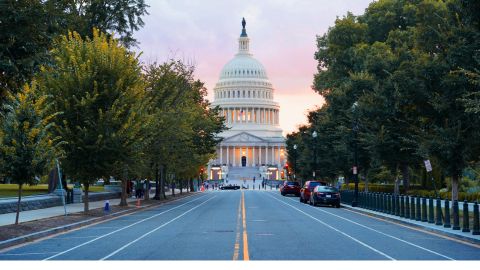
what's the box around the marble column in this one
[277,145,281,166]
[253,147,256,166]
[220,146,223,165]
[271,146,274,166]
[233,146,236,167]
[227,146,230,165]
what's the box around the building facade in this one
[208,19,286,181]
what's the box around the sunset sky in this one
[133,0,373,135]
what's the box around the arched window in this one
[253,91,256,98]
[237,90,240,97]
[248,91,250,98]
[233,91,235,98]
[242,90,245,97]
[228,91,231,98]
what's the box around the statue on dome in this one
[242,17,246,29]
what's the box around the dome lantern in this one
[238,18,250,55]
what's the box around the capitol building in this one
[207,19,286,182]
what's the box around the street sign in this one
[353,166,357,175]
[424,160,432,172]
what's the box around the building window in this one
[248,91,250,98]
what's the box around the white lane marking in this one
[101,195,217,260]
[266,193,395,260]
[53,236,100,240]
[42,194,207,260]
[284,196,456,261]
[251,219,266,222]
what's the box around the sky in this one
[133,0,374,135]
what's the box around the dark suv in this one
[280,181,300,196]
[300,181,326,204]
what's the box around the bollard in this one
[472,202,479,235]
[396,195,401,216]
[421,197,427,222]
[435,197,443,225]
[452,200,460,230]
[462,200,470,232]
[444,199,451,228]
[385,194,392,214]
[392,195,396,215]
[104,200,110,213]
[410,196,416,220]
[381,193,385,213]
[400,195,405,218]
[428,197,435,223]
[405,196,410,219]
[416,196,421,221]
[374,193,378,211]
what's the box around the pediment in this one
[223,132,265,143]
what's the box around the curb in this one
[0,193,198,250]
[341,203,480,245]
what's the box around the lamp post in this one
[293,144,297,182]
[351,102,359,207]
[312,131,318,180]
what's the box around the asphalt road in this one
[0,190,479,260]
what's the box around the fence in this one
[340,190,480,236]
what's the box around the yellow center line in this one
[242,191,250,260]
[232,194,242,260]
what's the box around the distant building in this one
[208,19,286,182]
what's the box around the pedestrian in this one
[215,182,218,190]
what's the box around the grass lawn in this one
[0,184,105,198]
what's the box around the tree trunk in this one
[153,163,160,200]
[84,182,90,212]
[451,174,459,201]
[119,167,128,206]
[180,180,183,195]
[363,170,369,193]
[393,165,400,196]
[119,179,128,206]
[401,163,410,193]
[15,184,23,225]
[421,169,427,188]
[160,165,166,199]
[144,180,150,201]
[190,178,194,192]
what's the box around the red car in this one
[300,181,326,204]
[280,181,300,196]
[310,185,341,208]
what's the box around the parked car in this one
[300,181,326,204]
[310,185,341,208]
[280,181,300,196]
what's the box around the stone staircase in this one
[225,166,261,189]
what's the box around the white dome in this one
[219,54,268,80]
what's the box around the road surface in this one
[0,190,479,260]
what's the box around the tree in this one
[38,29,148,211]
[143,61,226,199]
[0,0,56,103]
[0,0,148,105]
[0,81,62,224]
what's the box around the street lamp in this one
[293,144,297,182]
[312,131,318,180]
[351,101,359,207]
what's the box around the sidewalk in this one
[341,203,480,244]
[0,188,186,226]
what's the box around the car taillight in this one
[336,193,340,197]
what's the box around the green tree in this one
[0,81,62,224]
[38,29,147,211]
[144,61,226,199]
[0,0,148,104]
